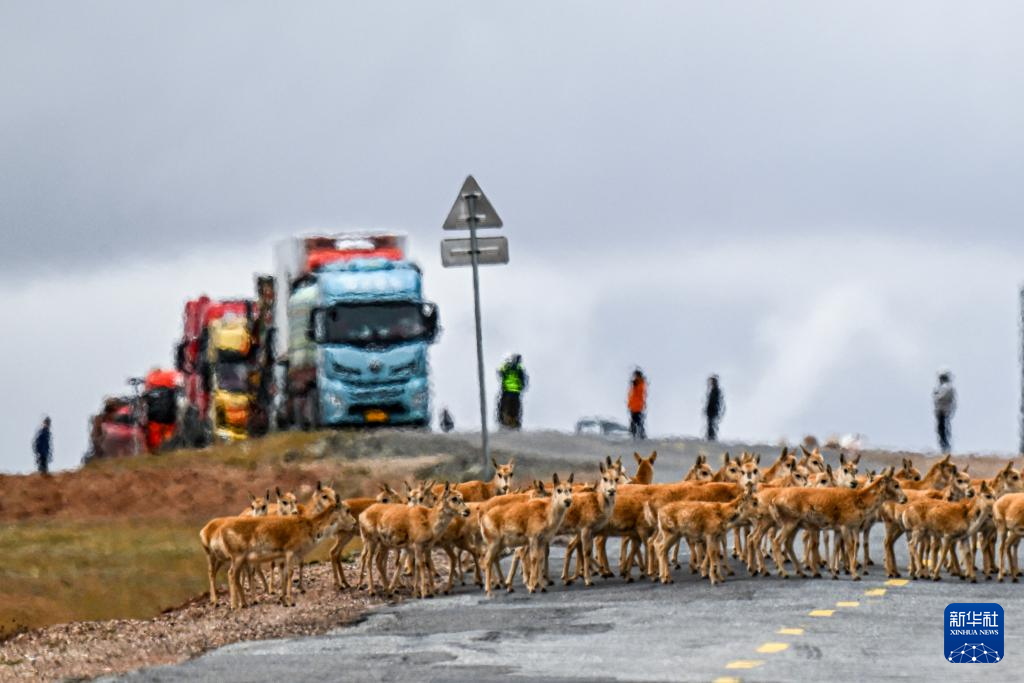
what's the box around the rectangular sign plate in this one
[364,409,389,423]
[441,236,509,267]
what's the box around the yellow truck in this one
[207,315,253,441]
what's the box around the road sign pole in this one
[467,192,490,472]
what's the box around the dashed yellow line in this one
[777,627,804,635]
[756,642,790,654]
[864,588,886,597]
[713,677,742,683]
[725,660,765,670]
[809,609,835,617]
[885,578,909,587]
[836,601,860,608]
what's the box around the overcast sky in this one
[3,1,1024,472]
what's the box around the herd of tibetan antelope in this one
[200,447,1024,610]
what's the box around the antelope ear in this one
[248,491,256,502]
[552,472,561,486]
[826,464,833,476]
[853,454,861,465]
[800,445,812,458]
[963,463,970,473]
[649,451,657,464]
[568,472,575,484]
[599,461,606,474]
[491,457,499,469]
[507,458,515,468]
[404,480,413,492]
[444,481,451,493]
[265,489,271,500]
[316,480,323,491]
[755,454,761,465]
[840,453,846,465]
[634,452,643,464]
[606,455,614,466]
[276,486,283,498]
[781,446,788,458]
[723,452,731,464]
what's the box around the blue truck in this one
[274,233,439,428]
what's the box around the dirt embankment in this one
[0,429,562,681]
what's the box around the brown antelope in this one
[559,462,620,586]
[760,447,796,483]
[210,483,353,609]
[479,472,574,596]
[880,455,957,577]
[995,492,1024,581]
[798,446,827,475]
[683,453,714,482]
[239,491,271,517]
[434,458,515,502]
[649,483,759,585]
[769,468,907,580]
[328,483,403,589]
[970,461,1024,577]
[895,457,923,483]
[902,481,996,582]
[370,482,471,598]
[631,452,657,484]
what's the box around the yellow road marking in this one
[725,660,765,670]
[836,601,860,608]
[777,627,804,635]
[864,588,886,597]
[809,609,835,617]
[885,578,909,587]
[713,678,741,683]
[756,642,790,654]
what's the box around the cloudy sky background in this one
[3,2,1024,472]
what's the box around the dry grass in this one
[0,520,204,638]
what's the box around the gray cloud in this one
[4,1,1024,281]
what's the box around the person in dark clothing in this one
[33,417,52,475]
[497,354,528,429]
[933,370,956,452]
[627,369,647,440]
[439,407,455,433]
[704,375,724,441]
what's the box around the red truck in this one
[175,296,251,447]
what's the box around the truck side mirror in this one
[422,303,439,342]
[308,309,326,343]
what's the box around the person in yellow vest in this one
[497,354,528,430]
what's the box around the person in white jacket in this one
[932,370,956,452]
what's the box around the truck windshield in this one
[321,302,428,346]
[215,362,249,393]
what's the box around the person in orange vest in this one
[627,369,647,440]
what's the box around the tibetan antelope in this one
[479,472,574,596]
[649,482,759,585]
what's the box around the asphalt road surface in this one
[124,432,1024,682]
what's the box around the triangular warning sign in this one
[443,175,503,230]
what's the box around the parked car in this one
[574,416,630,439]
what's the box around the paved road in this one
[125,433,1024,682]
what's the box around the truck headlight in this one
[324,393,344,409]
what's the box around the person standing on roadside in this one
[933,370,956,452]
[627,369,647,440]
[705,375,724,441]
[497,354,528,429]
[33,416,52,475]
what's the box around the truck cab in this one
[206,315,252,441]
[276,233,440,428]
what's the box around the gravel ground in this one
[0,561,382,682]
